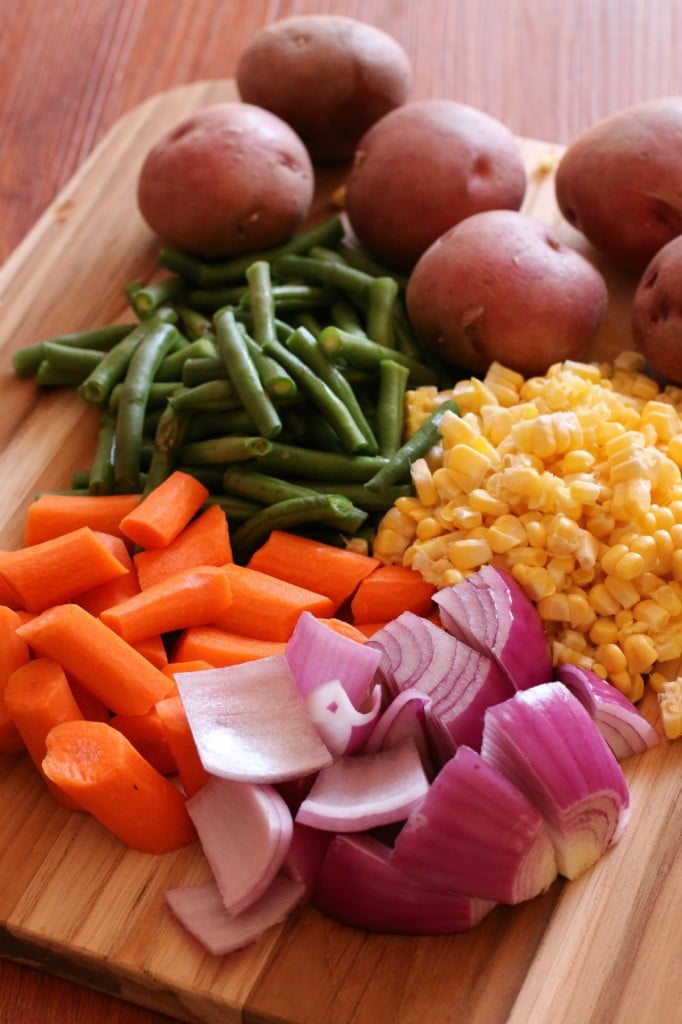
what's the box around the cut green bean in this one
[366,276,399,349]
[240,325,297,398]
[204,494,264,521]
[319,326,437,386]
[336,242,409,290]
[185,285,247,311]
[176,306,213,340]
[35,363,94,388]
[375,359,410,457]
[181,356,229,387]
[289,478,413,509]
[113,318,181,491]
[330,299,368,338]
[156,336,218,382]
[88,414,116,495]
[109,380,181,411]
[214,307,282,439]
[273,253,374,300]
[12,323,135,379]
[185,408,258,440]
[40,341,105,377]
[143,404,191,495]
[169,379,243,412]
[79,322,155,408]
[126,275,185,318]
[254,440,388,482]
[230,492,366,561]
[241,283,331,313]
[244,260,278,349]
[178,434,274,465]
[223,466,318,506]
[364,398,460,493]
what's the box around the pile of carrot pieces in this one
[0,470,436,854]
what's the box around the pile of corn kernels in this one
[372,350,682,739]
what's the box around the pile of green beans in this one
[13,214,458,561]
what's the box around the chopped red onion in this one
[187,775,293,915]
[367,611,514,757]
[165,873,305,956]
[175,655,333,783]
[364,688,434,775]
[556,663,661,760]
[391,745,558,904]
[285,610,382,705]
[481,682,631,879]
[313,833,496,934]
[305,678,383,756]
[296,738,430,832]
[282,821,335,899]
[435,566,553,690]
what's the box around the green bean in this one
[143,404,190,496]
[178,434,274,465]
[244,260,278,348]
[113,318,181,491]
[230,493,366,561]
[273,253,374,300]
[285,326,378,454]
[12,323,135,379]
[126,275,185,318]
[223,466,318,506]
[366,276,399,348]
[375,359,410,457]
[288,478,413,510]
[241,283,332,313]
[79,322,154,408]
[35,363,94,388]
[88,414,116,495]
[292,311,324,338]
[254,440,388,482]
[109,380,181,411]
[318,326,437,386]
[204,494,264,521]
[169,379,243,412]
[214,307,282,439]
[185,408,258,440]
[181,356,229,387]
[261,335,369,454]
[335,242,409,290]
[240,325,297,398]
[364,398,460,493]
[185,285,247,312]
[40,341,105,377]
[330,299,368,338]
[176,306,213,340]
[156,336,218,382]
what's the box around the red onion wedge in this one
[556,663,661,760]
[282,821,335,899]
[304,678,383,756]
[364,688,434,774]
[175,655,333,783]
[165,873,305,956]
[313,833,496,934]
[295,737,430,832]
[480,682,630,880]
[285,611,382,705]
[435,566,553,690]
[391,746,558,904]
[367,611,514,757]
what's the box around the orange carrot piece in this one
[163,660,214,678]
[119,470,209,549]
[0,527,130,613]
[100,565,233,644]
[17,604,174,716]
[132,634,169,669]
[156,694,211,797]
[70,680,111,723]
[75,533,141,616]
[350,564,437,625]
[351,621,391,638]
[110,707,177,775]
[247,529,379,612]
[172,626,286,667]
[42,720,196,853]
[316,618,369,643]
[134,503,232,590]
[23,493,141,546]
[212,563,334,642]
[4,657,84,807]
[0,606,31,752]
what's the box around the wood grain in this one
[1,3,682,1022]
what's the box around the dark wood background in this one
[1,1,680,1020]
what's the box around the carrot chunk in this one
[42,720,196,853]
[134,503,232,590]
[350,564,437,624]
[119,470,209,548]
[156,694,211,797]
[212,563,334,642]
[172,626,286,667]
[23,493,141,545]
[75,533,141,616]
[0,605,31,752]
[17,604,173,716]
[110,707,177,776]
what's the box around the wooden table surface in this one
[1,1,680,1020]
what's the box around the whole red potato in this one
[405,210,609,377]
[632,235,682,381]
[137,102,314,257]
[344,100,527,271]
[236,15,412,162]
[555,98,682,273]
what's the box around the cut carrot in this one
[350,564,437,624]
[70,680,111,723]
[316,618,369,643]
[0,527,130,613]
[156,694,211,797]
[100,565,233,644]
[0,605,31,752]
[163,660,214,678]
[212,563,334,642]
[23,492,141,546]
[351,621,391,638]
[4,657,84,807]
[247,529,379,612]
[132,634,169,669]
[119,470,209,549]
[75,533,141,617]
[17,604,174,716]
[134,503,232,590]
[42,720,196,853]
[110,707,177,775]
[172,625,286,667]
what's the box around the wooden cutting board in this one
[0,79,680,1024]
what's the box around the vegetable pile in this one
[0,481,660,951]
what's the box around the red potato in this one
[137,102,314,257]
[343,99,527,271]
[405,209,609,377]
[555,97,682,274]
[236,15,412,163]
[632,235,682,382]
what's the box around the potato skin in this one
[236,15,412,162]
[405,210,609,377]
[136,102,314,257]
[555,98,682,273]
[632,236,682,382]
[344,100,527,271]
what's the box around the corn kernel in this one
[444,444,493,491]
[611,550,646,581]
[448,506,484,531]
[415,516,444,541]
[610,669,637,698]
[536,593,572,622]
[468,487,509,517]
[487,514,528,553]
[604,574,639,608]
[447,537,493,571]
[658,680,682,738]
[410,457,438,507]
[632,598,669,631]
[652,583,682,617]
[622,633,658,674]
[589,617,619,645]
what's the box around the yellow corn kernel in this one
[565,592,595,630]
[505,546,548,568]
[524,516,548,548]
[611,550,646,581]
[585,511,617,539]
[588,582,621,616]
[628,534,658,573]
[632,598,669,631]
[381,505,419,537]
[641,400,680,441]
[372,528,410,562]
[447,537,493,571]
[649,671,668,694]
[451,377,499,414]
[415,516,444,541]
[658,680,682,739]
[519,565,556,601]
[610,478,652,520]
[536,593,572,622]
[444,444,493,491]
[483,362,525,405]
[652,583,682,617]
[468,488,510,517]
[486,514,528,553]
[604,574,639,609]
[568,477,601,505]
[600,543,630,576]
[610,669,637,698]
[448,506,483,531]
[589,617,619,645]
[652,634,682,662]
[575,531,600,570]
[431,467,467,504]
[440,567,466,588]
[439,409,480,447]
[671,549,682,581]
[622,633,658,674]
[546,514,581,555]
[479,405,514,447]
